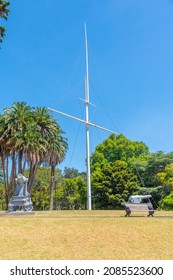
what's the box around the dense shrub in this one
[161,193,173,210]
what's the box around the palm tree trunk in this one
[9,151,16,198]
[1,155,8,208]
[28,162,38,194]
[18,150,23,174]
[5,156,10,202]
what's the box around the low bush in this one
[161,192,173,210]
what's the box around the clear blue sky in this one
[1,0,173,172]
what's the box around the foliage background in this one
[1,126,173,210]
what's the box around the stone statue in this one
[14,173,29,196]
[8,174,33,213]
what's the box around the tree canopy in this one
[90,134,149,171]
[92,160,140,209]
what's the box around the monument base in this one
[8,195,33,212]
[5,211,35,215]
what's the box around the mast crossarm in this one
[48,107,117,135]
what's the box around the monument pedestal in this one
[8,195,33,212]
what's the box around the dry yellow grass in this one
[0,210,173,260]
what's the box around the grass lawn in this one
[0,210,173,260]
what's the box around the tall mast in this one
[84,22,91,210]
[48,23,118,210]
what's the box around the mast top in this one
[84,22,90,104]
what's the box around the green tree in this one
[30,167,62,210]
[92,160,140,209]
[161,192,173,210]
[90,134,149,209]
[91,134,149,172]
[57,176,87,210]
[157,163,173,187]
[63,167,79,178]
[0,0,10,43]
[138,152,173,188]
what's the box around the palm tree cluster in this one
[0,102,68,209]
[0,0,10,43]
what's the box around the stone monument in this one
[8,174,34,213]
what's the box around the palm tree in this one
[4,102,32,174]
[0,102,33,204]
[0,1,10,19]
[13,122,47,194]
[33,107,68,210]
[0,102,68,209]
[33,107,58,138]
